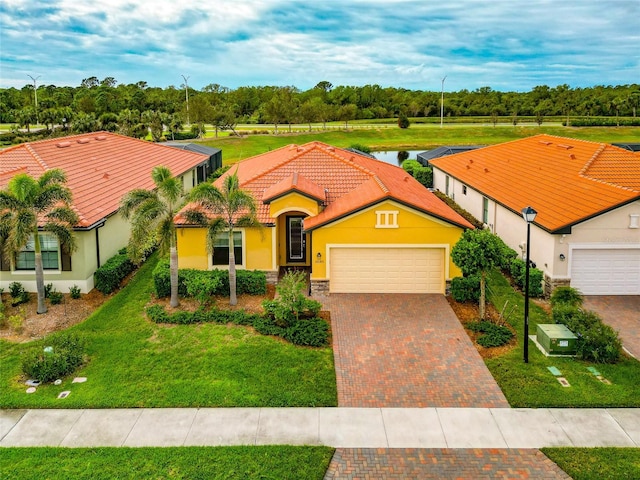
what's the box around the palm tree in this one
[0,170,78,314]
[182,172,259,306]
[120,166,185,307]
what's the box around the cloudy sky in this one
[1,0,638,92]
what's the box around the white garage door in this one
[329,247,445,293]
[571,248,640,295]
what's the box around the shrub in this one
[21,332,86,383]
[553,307,622,363]
[450,275,481,303]
[8,309,25,333]
[284,318,330,347]
[432,191,484,229]
[253,316,286,337]
[44,283,54,299]
[186,274,222,306]
[94,251,135,294]
[348,143,372,154]
[8,282,29,306]
[152,259,266,298]
[509,258,544,297]
[262,271,321,327]
[69,285,82,299]
[465,320,514,347]
[397,113,410,129]
[49,290,64,305]
[550,286,584,308]
[146,304,169,323]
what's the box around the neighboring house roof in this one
[177,141,473,230]
[417,145,483,165]
[164,142,221,156]
[0,132,210,229]
[429,134,640,233]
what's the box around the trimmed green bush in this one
[465,320,514,348]
[550,286,584,308]
[450,275,481,303]
[146,304,262,327]
[284,318,330,347]
[69,285,82,299]
[262,271,321,327]
[8,282,29,306]
[44,283,53,299]
[553,307,622,363]
[509,258,544,297]
[49,290,64,305]
[21,332,86,383]
[94,250,135,294]
[152,259,266,298]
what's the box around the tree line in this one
[1,77,638,138]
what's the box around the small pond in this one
[371,150,424,166]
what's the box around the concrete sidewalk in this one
[2,407,639,448]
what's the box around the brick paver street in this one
[583,295,640,358]
[323,448,572,480]
[324,293,509,408]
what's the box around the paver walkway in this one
[583,295,640,358]
[323,294,509,408]
[323,448,572,480]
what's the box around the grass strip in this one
[0,446,334,480]
[542,447,640,480]
[484,269,640,408]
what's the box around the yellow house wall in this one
[309,200,465,280]
[269,193,320,218]
[177,226,274,271]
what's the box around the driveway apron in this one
[583,296,640,358]
[325,293,509,408]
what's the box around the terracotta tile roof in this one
[0,132,209,228]
[177,141,473,230]
[429,134,640,232]
[262,172,326,203]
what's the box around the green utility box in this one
[536,324,578,356]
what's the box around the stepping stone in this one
[26,387,36,394]
[547,366,562,376]
[25,379,41,387]
[58,391,71,399]
[72,377,87,383]
[557,377,570,387]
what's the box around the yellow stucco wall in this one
[309,200,465,280]
[177,226,274,270]
[269,192,320,218]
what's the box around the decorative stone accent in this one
[264,270,279,285]
[311,280,330,296]
[544,274,571,297]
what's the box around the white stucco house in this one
[430,134,640,295]
[0,132,211,293]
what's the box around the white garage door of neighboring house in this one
[571,248,640,295]
[329,247,445,294]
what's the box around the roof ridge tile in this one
[25,144,50,170]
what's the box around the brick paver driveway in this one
[583,296,640,358]
[325,293,508,408]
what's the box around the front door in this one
[286,216,306,263]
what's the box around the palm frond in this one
[38,168,67,187]
[45,206,79,226]
[43,222,78,254]
[120,189,157,218]
[7,174,39,205]
[181,208,210,227]
[33,184,73,212]
[205,217,227,253]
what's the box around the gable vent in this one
[56,141,71,148]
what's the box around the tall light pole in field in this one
[28,74,41,124]
[440,75,447,128]
[181,74,190,126]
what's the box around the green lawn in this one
[200,125,640,163]
[542,448,640,480]
[0,446,334,480]
[0,253,337,408]
[484,269,640,408]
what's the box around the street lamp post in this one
[440,75,447,128]
[521,206,537,363]
[181,74,190,126]
[28,74,41,124]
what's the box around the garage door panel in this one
[330,248,444,293]
[571,249,640,295]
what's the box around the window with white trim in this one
[375,210,399,228]
[212,231,243,265]
[482,197,489,224]
[16,234,59,270]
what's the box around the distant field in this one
[199,124,640,164]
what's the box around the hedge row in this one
[94,249,135,294]
[565,117,640,127]
[152,259,267,298]
[145,304,329,347]
[550,287,622,363]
